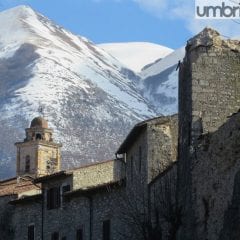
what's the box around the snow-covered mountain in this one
[98,42,173,73]
[0,5,185,180]
[0,5,159,179]
[140,48,185,115]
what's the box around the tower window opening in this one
[36,133,42,140]
[25,155,30,173]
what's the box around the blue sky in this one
[0,0,239,49]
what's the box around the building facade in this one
[0,114,177,240]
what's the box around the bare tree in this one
[114,164,181,240]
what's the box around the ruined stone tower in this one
[15,117,62,177]
[178,28,240,239]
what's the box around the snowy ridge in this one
[98,42,173,73]
[141,47,185,78]
[0,5,155,120]
[139,47,186,115]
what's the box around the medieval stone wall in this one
[150,163,177,240]
[13,200,42,240]
[192,113,240,240]
[178,28,240,240]
[72,159,125,190]
[147,115,178,182]
[0,195,15,240]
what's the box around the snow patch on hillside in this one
[141,47,185,78]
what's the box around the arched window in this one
[36,133,42,140]
[25,155,30,173]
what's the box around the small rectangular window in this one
[102,220,110,240]
[76,228,83,240]
[61,237,67,240]
[130,156,133,181]
[28,225,35,240]
[139,146,142,172]
[51,232,59,240]
[25,155,31,173]
[47,187,61,210]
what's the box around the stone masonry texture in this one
[178,28,240,240]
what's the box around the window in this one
[28,225,35,240]
[51,232,59,240]
[130,156,133,181]
[36,133,42,140]
[102,220,110,240]
[47,187,61,209]
[139,146,142,172]
[76,228,83,240]
[61,237,67,240]
[25,155,30,173]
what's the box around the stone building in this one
[0,114,177,240]
[1,27,240,240]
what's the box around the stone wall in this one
[16,143,61,176]
[178,28,240,240]
[150,163,177,240]
[0,195,15,240]
[147,115,178,182]
[192,113,240,240]
[123,116,178,239]
[72,159,125,190]
[13,200,42,240]
[11,182,126,240]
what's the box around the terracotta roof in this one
[0,177,40,197]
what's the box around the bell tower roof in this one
[30,116,48,128]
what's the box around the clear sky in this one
[0,0,239,49]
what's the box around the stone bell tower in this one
[15,117,62,177]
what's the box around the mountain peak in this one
[1,5,36,17]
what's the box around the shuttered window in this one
[25,155,30,173]
[76,228,83,240]
[47,187,61,209]
[28,225,35,240]
[51,232,59,240]
[102,220,110,240]
[139,146,142,172]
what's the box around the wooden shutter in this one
[51,232,59,240]
[47,189,51,210]
[76,228,83,240]
[28,225,35,240]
